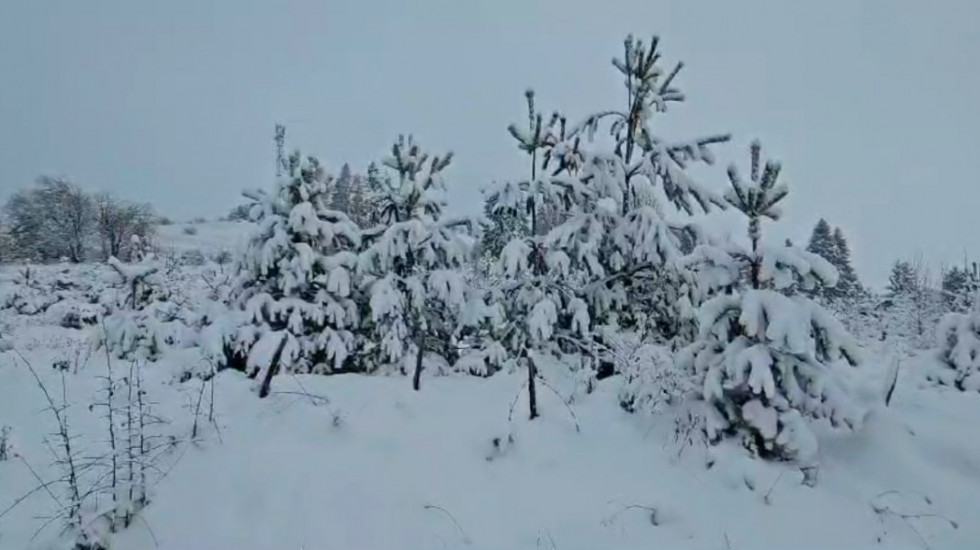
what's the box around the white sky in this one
[1,0,978,288]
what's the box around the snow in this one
[1,339,978,550]
[1,226,980,550]
[156,220,251,258]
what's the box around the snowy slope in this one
[155,221,252,257]
[1,338,977,550]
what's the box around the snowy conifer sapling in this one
[679,142,862,464]
[488,35,730,418]
[933,270,980,392]
[358,136,479,390]
[234,152,361,394]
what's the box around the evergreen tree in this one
[233,151,362,393]
[941,263,978,313]
[805,220,862,301]
[363,161,390,226]
[806,219,835,263]
[347,173,368,227]
[331,163,353,214]
[489,35,730,418]
[934,280,980,391]
[887,260,917,297]
[883,258,943,350]
[941,266,970,311]
[480,190,528,261]
[832,227,862,300]
[678,142,862,465]
[358,136,482,390]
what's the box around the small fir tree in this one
[331,163,353,214]
[489,35,730,418]
[358,136,482,390]
[678,142,862,464]
[832,227,862,300]
[806,219,835,264]
[934,277,980,391]
[233,152,362,392]
[888,260,917,296]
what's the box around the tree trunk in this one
[412,344,424,391]
[527,354,539,420]
[258,333,289,398]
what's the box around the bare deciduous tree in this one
[4,176,94,262]
[94,193,155,261]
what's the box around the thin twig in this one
[136,513,161,548]
[423,504,472,544]
[535,375,580,432]
[15,454,63,509]
[603,501,659,526]
[508,380,529,423]
[0,480,59,521]
[763,472,784,505]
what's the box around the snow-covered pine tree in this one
[331,163,354,215]
[832,227,862,300]
[678,141,862,464]
[348,173,369,227]
[358,135,480,390]
[934,273,980,391]
[360,161,393,227]
[806,219,835,261]
[888,260,917,296]
[884,257,943,349]
[941,266,970,311]
[805,219,840,300]
[489,35,731,418]
[480,190,529,263]
[233,151,362,393]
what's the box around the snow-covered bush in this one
[45,300,104,329]
[1,266,60,315]
[678,142,863,464]
[0,265,107,320]
[358,136,484,389]
[932,308,980,391]
[99,255,203,362]
[232,151,362,386]
[615,333,694,413]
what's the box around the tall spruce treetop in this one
[358,136,484,389]
[233,151,361,384]
[486,35,731,418]
[805,218,847,300]
[806,219,835,262]
[887,260,917,297]
[678,142,862,464]
[331,162,353,214]
[832,227,862,299]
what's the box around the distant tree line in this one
[802,217,980,351]
[0,176,156,263]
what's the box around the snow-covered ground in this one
[1,226,978,550]
[155,221,251,258]
[1,345,977,549]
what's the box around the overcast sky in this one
[1,0,978,287]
